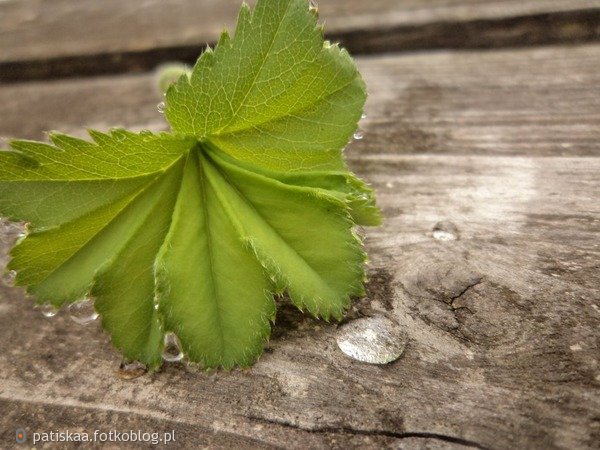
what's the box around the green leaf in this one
[165,0,366,172]
[0,0,380,370]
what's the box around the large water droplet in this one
[118,360,147,380]
[1,270,16,287]
[432,221,459,241]
[162,332,184,362]
[353,131,364,140]
[68,297,99,325]
[336,316,406,364]
[37,304,59,318]
[157,101,166,113]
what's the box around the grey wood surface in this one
[1,44,599,449]
[2,45,599,156]
[1,0,599,81]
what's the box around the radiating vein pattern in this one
[0,0,380,370]
[166,0,366,171]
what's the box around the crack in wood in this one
[246,415,490,449]
[449,279,483,314]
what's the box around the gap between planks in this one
[0,0,599,82]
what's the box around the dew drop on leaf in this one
[162,332,184,362]
[353,131,364,140]
[361,113,367,119]
[336,316,406,364]
[68,297,99,325]
[37,304,59,318]
[157,101,166,114]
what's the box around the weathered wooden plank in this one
[2,0,598,61]
[1,0,599,81]
[0,45,599,449]
[1,153,598,449]
[1,45,599,157]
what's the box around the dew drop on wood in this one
[432,221,459,241]
[336,316,406,364]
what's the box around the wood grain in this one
[1,45,599,157]
[1,45,599,449]
[1,0,599,81]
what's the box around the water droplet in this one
[336,316,406,364]
[157,101,166,113]
[37,304,59,318]
[1,270,16,287]
[162,332,184,362]
[118,360,147,380]
[68,297,98,325]
[361,113,367,119]
[432,221,459,241]
[353,131,364,140]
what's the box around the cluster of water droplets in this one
[348,113,367,143]
[30,296,99,325]
[1,217,185,377]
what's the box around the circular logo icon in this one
[15,428,27,444]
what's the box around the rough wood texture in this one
[2,45,599,156]
[1,0,599,81]
[1,45,599,449]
